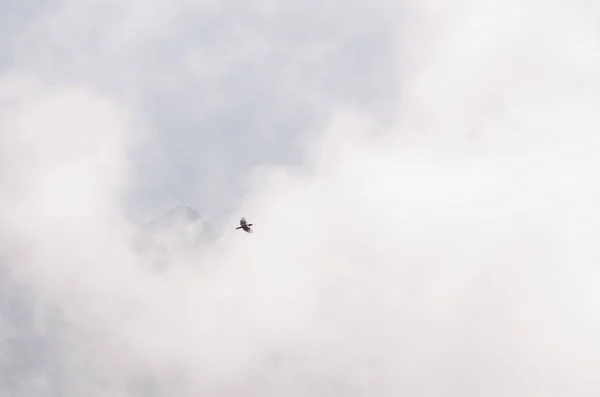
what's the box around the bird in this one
[236,217,253,233]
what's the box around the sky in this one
[1,0,600,396]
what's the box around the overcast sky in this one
[2,0,600,396]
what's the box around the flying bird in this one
[236,217,253,233]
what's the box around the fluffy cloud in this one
[1,0,600,396]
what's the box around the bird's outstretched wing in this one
[240,217,247,226]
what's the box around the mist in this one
[1,0,600,396]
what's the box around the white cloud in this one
[2,0,600,396]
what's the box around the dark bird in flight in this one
[236,217,253,233]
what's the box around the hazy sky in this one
[2,0,600,396]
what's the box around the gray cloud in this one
[7,0,400,216]
[1,0,600,396]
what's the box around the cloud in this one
[2,0,600,396]
[6,0,400,216]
